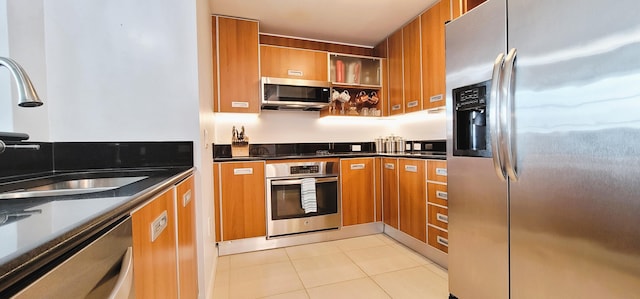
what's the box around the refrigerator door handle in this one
[503,48,518,181]
[490,52,507,181]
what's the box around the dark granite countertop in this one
[0,141,194,295]
[213,151,446,162]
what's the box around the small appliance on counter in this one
[231,126,249,157]
[375,135,406,154]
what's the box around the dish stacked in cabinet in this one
[426,160,448,253]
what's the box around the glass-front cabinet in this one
[323,54,385,117]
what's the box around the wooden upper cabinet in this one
[214,16,260,113]
[402,17,423,113]
[132,189,178,299]
[398,159,426,242]
[175,176,198,299]
[217,161,266,240]
[341,158,375,226]
[452,0,464,19]
[260,45,328,81]
[421,0,449,110]
[387,29,404,115]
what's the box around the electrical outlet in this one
[351,144,361,152]
[413,143,422,150]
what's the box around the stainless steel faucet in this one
[0,56,44,154]
[0,56,43,107]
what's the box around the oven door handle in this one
[270,177,338,186]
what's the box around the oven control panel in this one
[290,165,319,175]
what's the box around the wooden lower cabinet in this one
[428,226,449,253]
[341,158,375,226]
[175,176,198,299]
[132,188,179,299]
[382,158,399,229]
[398,159,426,242]
[427,182,448,206]
[214,161,266,241]
[427,160,448,254]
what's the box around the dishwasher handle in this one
[108,247,134,299]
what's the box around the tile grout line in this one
[283,246,312,299]
[338,241,395,298]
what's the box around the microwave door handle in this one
[490,52,507,181]
[503,48,518,181]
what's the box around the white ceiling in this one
[209,0,439,47]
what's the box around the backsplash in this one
[213,140,445,158]
[0,141,193,182]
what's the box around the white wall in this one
[5,1,216,298]
[43,1,199,142]
[213,110,446,144]
[0,0,11,131]
[195,0,217,297]
[2,0,49,140]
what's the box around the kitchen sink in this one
[0,176,148,200]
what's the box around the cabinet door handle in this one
[391,104,401,111]
[287,69,303,76]
[430,94,443,103]
[384,163,395,169]
[231,101,249,108]
[234,168,253,175]
[436,213,448,223]
[437,236,449,247]
[150,210,168,242]
[407,100,419,108]
[436,191,447,200]
[435,167,447,176]
[350,163,365,170]
[182,189,192,207]
[404,165,418,172]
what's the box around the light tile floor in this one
[213,234,449,299]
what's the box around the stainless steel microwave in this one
[261,77,331,111]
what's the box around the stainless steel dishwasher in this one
[11,217,134,299]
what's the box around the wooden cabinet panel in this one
[387,29,404,115]
[375,158,383,222]
[427,182,448,206]
[382,158,399,229]
[428,204,449,230]
[428,226,449,253]
[260,45,328,81]
[218,161,266,240]
[212,17,219,112]
[213,163,222,242]
[176,176,198,299]
[402,17,423,113]
[398,159,426,242]
[421,1,448,110]
[132,189,178,299]
[427,160,447,183]
[452,0,464,19]
[216,16,260,113]
[341,158,375,226]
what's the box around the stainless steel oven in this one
[266,161,340,238]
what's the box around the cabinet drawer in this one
[428,226,448,253]
[427,183,447,206]
[428,204,448,230]
[427,160,447,182]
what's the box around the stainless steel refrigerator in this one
[445,0,640,298]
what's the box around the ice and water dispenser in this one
[452,80,491,157]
